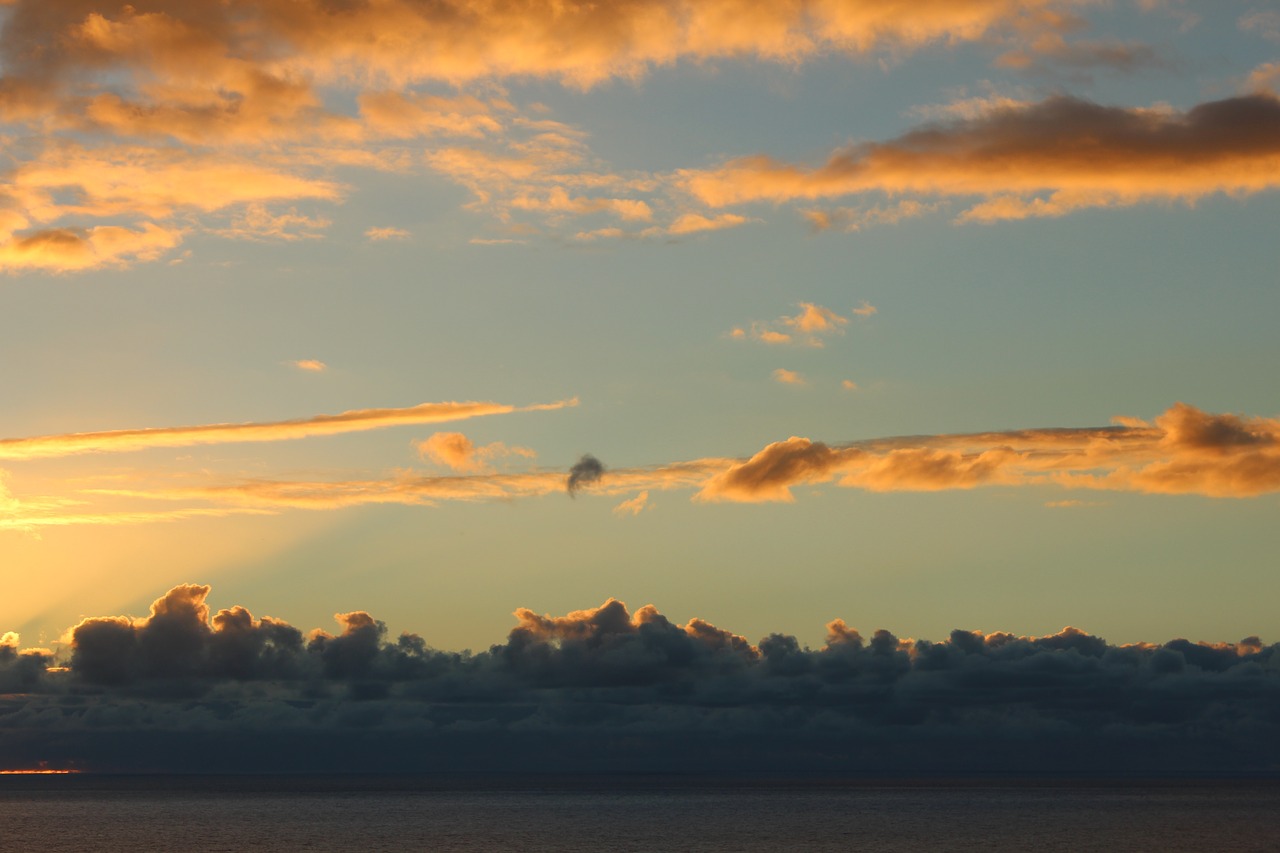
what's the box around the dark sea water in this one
[1,775,1277,852]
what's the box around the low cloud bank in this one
[2,585,1278,774]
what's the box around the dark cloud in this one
[566,453,605,496]
[684,92,1280,221]
[4,585,1280,774]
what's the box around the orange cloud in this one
[773,368,808,385]
[12,404,1279,529]
[0,398,576,460]
[0,0,1101,268]
[0,223,182,272]
[698,403,1280,503]
[613,491,651,517]
[682,93,1280,221]
[365,226,410,241]
[732,302,856,347]
[416,431,536,473]
[667,212,749,235]
[290,359,327,372]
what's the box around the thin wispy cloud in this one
[0,398,576,460]
[612,491,651,517]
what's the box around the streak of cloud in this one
[682,93,1280,221]
[0,398,577,460]
[612,491,651,517]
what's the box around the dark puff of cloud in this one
[7,585,1280,774]
[566,453,605,496]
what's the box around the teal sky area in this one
[1,0,1278,654]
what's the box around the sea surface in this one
[1,775,1277,852]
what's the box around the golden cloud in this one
[0,398,577,460]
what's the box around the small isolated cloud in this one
[567,454,605,496]
[612,491,650,517]
[841,379,859,391]
[773,368,807,386]
[852,301,877,317]
[416,431,535,473]
[731,302,858,347]
[291,359,327,372]
[365,226,411,241]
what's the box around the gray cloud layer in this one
[2,585,1277,775]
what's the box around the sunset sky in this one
[2,0,1279,667]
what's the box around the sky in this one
[1,0,1279,773]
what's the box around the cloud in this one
[731,302,857,347]
[5,584,1280,774]
[667,212,749,235]
[841,379,859,391]
[1240,10,1280,43]
[290,359,327,372]
[804,200,941,232]
[0,0,1092,102]
[212,204,331,241]
[364,226,410,241]
[12,404,1280,529]
[0,506,277,533]
[0,0,1106,270]
[0,223,183,272]
[995,36,1166,76]
[416,431,535,473]
[773,368,807,385]
[0,398,576,460]
[567,454,606,496]
[75,460,730,518]
[511,188,653,222]
[698,402,1280,503]
[682,93,1280,221]
[613,491,651,517]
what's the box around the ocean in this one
[2,775,1277,851]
